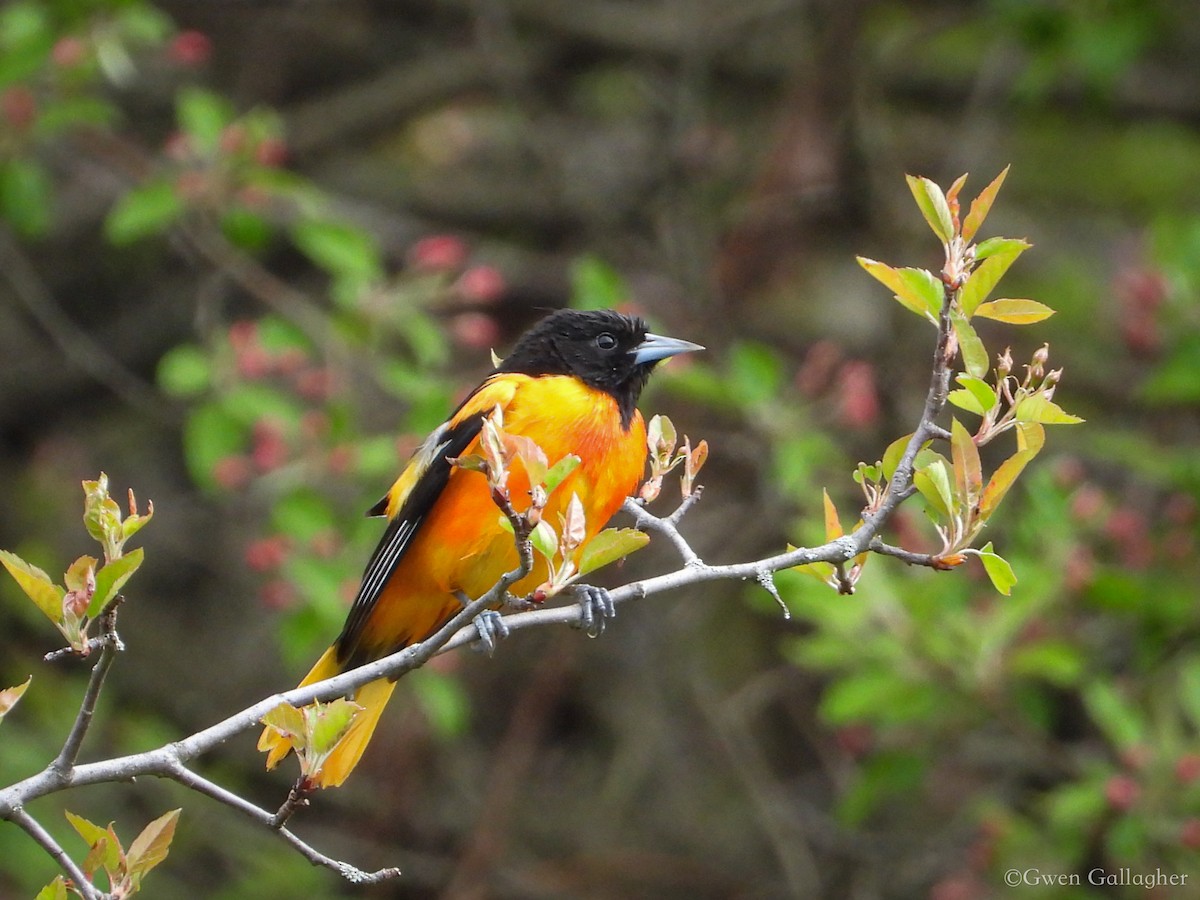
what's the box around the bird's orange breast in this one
[356,375,647,655]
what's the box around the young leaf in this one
[881,433,913,481]
[961,165,1010,243]
[973,237,1028,262]
[156,344,211,397]
[913,459,954,522]
[0,676,31,725]
[905,175,955,243]
[1083,681,1144,749]
[960,241,1030,316]
[560,493,587,553]
[176,87,234,153]
[1013,395,1085,425]
[957,374,997,413]
[105,179,185,245]
[978,429,1043,522]
[950,308,989,378]
[260,703,308,751]
[543,455,581,494]
[857,259,938,320]
[0,550,65,622]
[125,809,181,887]
[65,811,109,849]
[306,698,362,755]
[34,877,69,900]
[647,414,677,458]
[950,419,982,511]
[822,489,844,540]
[577,528,650,577]
[503,432,549,487]
[975,542,1016,595]
[973,298,1055,325]
[530,519,558,560]
[290,219,382,282]
[90,548,144,617]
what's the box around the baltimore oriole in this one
[259,308,702,786]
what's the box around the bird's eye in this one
[595,332,617,350]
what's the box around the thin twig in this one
[51,629,122,776]
[8,806,108,900]
[163,763,401,885]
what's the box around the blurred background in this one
[2,1,1199,897]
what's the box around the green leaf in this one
[411,670,470,738]
[543,455,581,495]
[261,703,307,750]
[0,676,31,725]
[530,519,558,560]
[156,345,211,397]
[577,528,650,577]
[913,459,954,522]
[973,237,1029,262]
[66,812,123,878]
[0,157,52,236]
[857,258,939,320]
[182,403,246,488]
[959,241,1030,316]
[975,541,1016,595]
[957,374,997,414]
[979,449,1037,523]
[90,547,143,617]
[1013,394,1085,425]
[881,433,912,481]
[973,298,1055,325]
[1083,681,1144,749]
[306,698,361,754]
[727,342,783,406]
[570,255,625,310]
[34,876,69,900]
[271,489,335,541]
[1009,640,1084,687]
[105,180,184,245]
[646,414,677,456]
[822,489,843,540]
[950,419,982,511]
[961,165,1009,243]
[176,87,233,154]
[0,549,64,622]
[950,308,989,378]
[290,219,382,282]
[905,174,954,243]
[1177,659,1200,732]
[125,809,181,888]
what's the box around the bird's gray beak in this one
[631,332,705,365]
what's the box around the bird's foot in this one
[471,610,509,656]
[572,584,615,638]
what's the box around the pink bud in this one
[455,265,506,303]
[408,235,467,272]
[168,30,212,67]
[1104,774,1141,810]
[51,37,88,68]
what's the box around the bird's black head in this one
[497,309,702,428]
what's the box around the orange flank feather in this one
[258,309,700,788]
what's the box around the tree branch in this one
[8,806,108,900]
[0,257,959,890]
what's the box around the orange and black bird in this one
[259,308,702,786]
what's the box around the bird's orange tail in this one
[257,646,397,788]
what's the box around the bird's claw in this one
[472,610,509,655]
[573,584,615,638]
